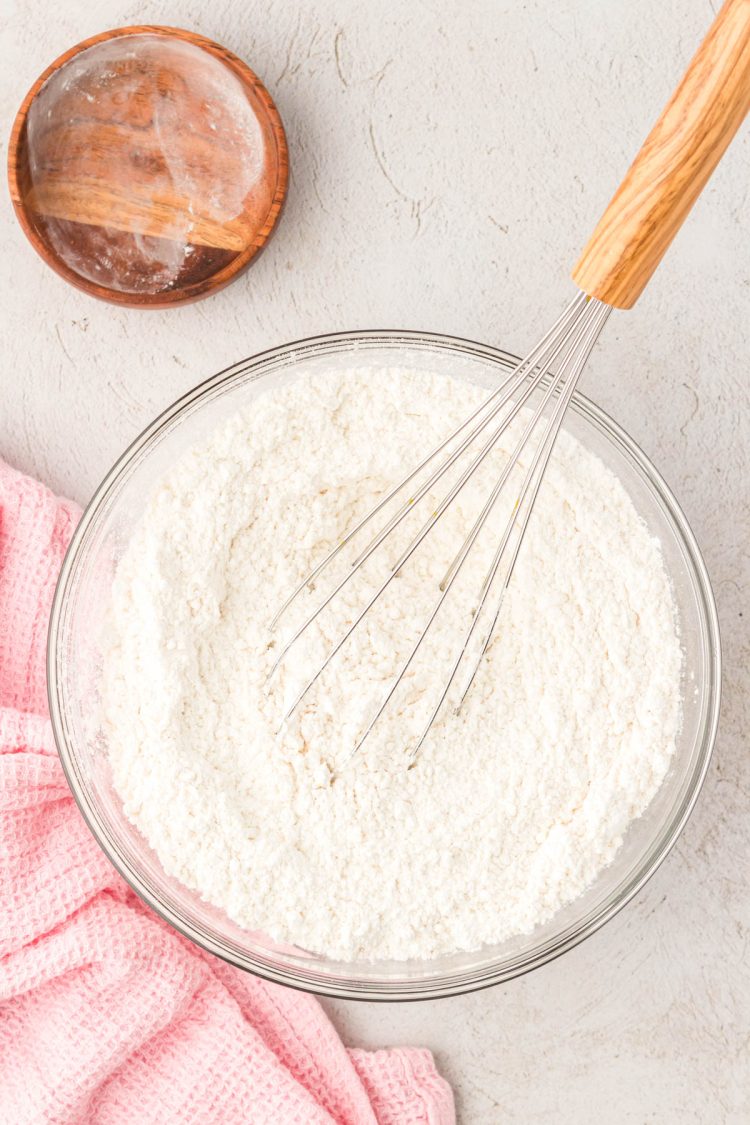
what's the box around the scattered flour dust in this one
[104,367,682,961]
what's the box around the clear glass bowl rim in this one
[47,328,722,1001]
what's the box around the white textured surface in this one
[1,0,748,1120]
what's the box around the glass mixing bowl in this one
[48,331,721,1000]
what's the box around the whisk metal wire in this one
[270,293,610,762]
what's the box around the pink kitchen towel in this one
[0,457,455,1125]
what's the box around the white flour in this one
[104,368,682,961]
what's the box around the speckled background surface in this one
[2,1,748,1120]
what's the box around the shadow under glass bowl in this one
[48,331,721,1001]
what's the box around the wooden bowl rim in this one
[7,24,289,308]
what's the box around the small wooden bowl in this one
[8,26,289,308]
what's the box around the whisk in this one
[270,0,750,764]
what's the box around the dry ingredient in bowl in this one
[104,368,682,961]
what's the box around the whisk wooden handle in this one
[572,0,750,309]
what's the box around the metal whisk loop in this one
[407,300,611,763]
[351,299,609,766]
[454,304,612,710]
[271,292,610,761]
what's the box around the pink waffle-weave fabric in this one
[0,458,455,1125]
